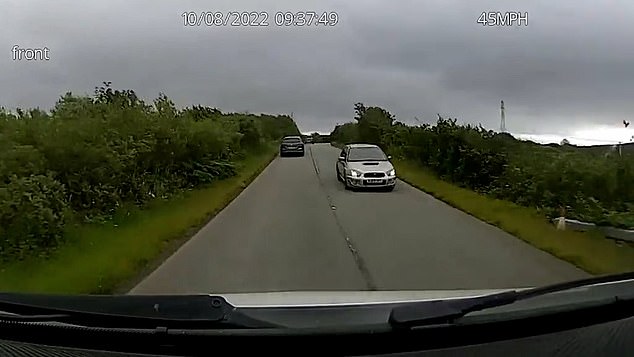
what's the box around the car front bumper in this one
[346,175,396,188]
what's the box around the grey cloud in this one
[2,0,634,136]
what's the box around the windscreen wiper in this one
[0,294,279,329]
[389,271,634,328]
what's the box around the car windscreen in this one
[347,147,387,161]
[282,138,301,143]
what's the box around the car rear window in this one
[283,138,301,143]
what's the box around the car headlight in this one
[350,169,362,177]
[387,169,395,176]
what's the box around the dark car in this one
[280,136,305,157]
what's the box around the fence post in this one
[556,206,566,230]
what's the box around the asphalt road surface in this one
[130,144,588,294]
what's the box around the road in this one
[130,144,588,294]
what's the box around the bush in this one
[0,174,69,260]
[0,82,300,262]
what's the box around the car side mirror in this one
[387,155,392,160]
[338,155,345,161]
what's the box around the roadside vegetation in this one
[331,103,634,230]
[0,82,299,269]
[331,103,634,274]
[0,149,277,293]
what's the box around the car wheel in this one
[385,185,395,192]
[336,167,342,181]
[344,178,352,190]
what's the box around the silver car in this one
[336,144,396,191]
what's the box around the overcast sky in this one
[3,0,634,143]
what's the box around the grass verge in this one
[0,146,278,294]
[393,159,634,275]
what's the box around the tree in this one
[355,103,395,146]
[354,102,366,121]
[330,122,359,144]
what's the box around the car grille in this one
[364,172,385,178]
